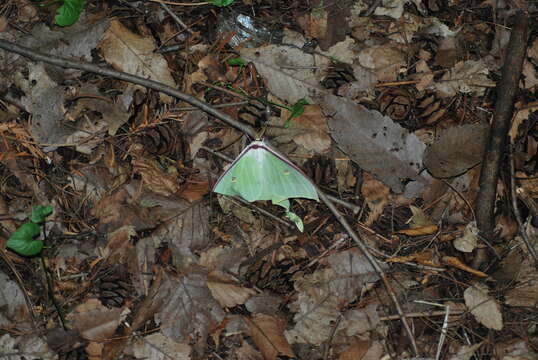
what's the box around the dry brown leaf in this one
[92,188,157,233]
[86,342,103,360]
[509,101,538,141]
[464,283,503,330]
[339,338,370,360]
[361,173,390,226]
[358,44,406,82]
[133,157,181,197]
[423,123,488,178]
[98,20,176,103]
[453,221,480,253]
[102,225,136,265]
[207,271,257,308]
[281,104,331,153]
[407,205,435,228]
[235,340,263,360]
[435,59,496,97]
[496,213,518,240]
[179,179,210,202]
[67,298,122,342]
[398,225,438,236]
[442,256,487,277]
[247,314,295,360]
[388,249,441,267]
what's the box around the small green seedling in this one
[228,57,248,82]
[55,0,86,27]
[211,0,235,6]
[228,57,247,71]
[284,98,309,128]
[7,205,53,256]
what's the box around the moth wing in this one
[214,141,319,204]
[213,147,265,202]
[259,150,319,202]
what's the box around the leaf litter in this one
[0,1,537,359]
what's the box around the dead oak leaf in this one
[67,298,123,342]
[281,104,331,153]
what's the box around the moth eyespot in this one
[283,170,290,176]
[232,177,237,183]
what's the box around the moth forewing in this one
[213,140,319,203]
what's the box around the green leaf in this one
[228,57,247,67]
[30,205,53,223]
[211,0,235,6]
[55,0,86,27]
[284,98,309,128]
[6,222,44,256]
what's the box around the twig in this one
[41,255,67,329]
[0,39,418,356]
[441,179,476,222]
[0,39,257,139]
[323,313,343,360]
[317,188,418,354]
[363,0,384,17]
[509,144,538,265]
[158,1,194,34]
[380,308,464,321]
[172,101,249,111]
[473,11,528,268]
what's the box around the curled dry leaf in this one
[423,123,488,178]
[361,172,390,226]
[246,314,295,360]
[442,256,487,278]
[464,283,503,330]
[453,221,480,253]
[407,205,435,228]
[387,248,441,267]
[397,225,438,236]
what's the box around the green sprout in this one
[6,205,53,257]
[211,0,235,7]
[284,98,309,128]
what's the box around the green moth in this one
[213,141,319,231]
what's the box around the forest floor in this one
[0,0,538,359]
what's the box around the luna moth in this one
[213,140,319,231]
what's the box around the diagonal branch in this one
[473,11,529,268]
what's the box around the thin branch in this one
[0,39,257,139]
[473,10,528,268]
[0,38,418,356]
[158,1,194,34]
[509,144,538,265]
